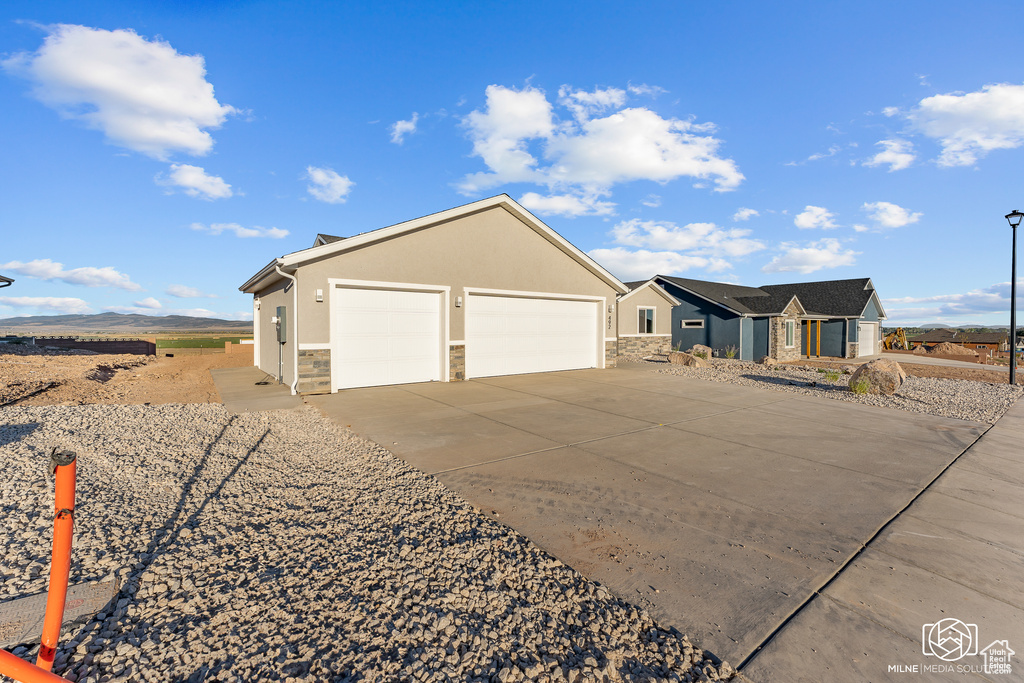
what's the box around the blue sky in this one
[2,1,1023,326]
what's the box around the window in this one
[785,320,795,348]
[680,319,704,328]
[638,307,655,334]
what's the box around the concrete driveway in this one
[306,365,987,669]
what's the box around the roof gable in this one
[240,195,629,294]
[757,278,881,318]
[654,275,768,315]
[618,279,681,306]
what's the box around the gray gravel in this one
[638,357,1022,424]
[1,403,734,682]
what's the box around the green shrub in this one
[849,377,870,395]
[824,370,842,382]
[724,345,738,359]
[693,351,708,359]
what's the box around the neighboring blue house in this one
[652,276,887,361]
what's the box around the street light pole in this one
[1006,210,1023,385]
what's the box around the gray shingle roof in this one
[757,278,876,317]
[623,280,649,291]
[314,233,345,247]
[656,275,769,314]
[656,275,878,317]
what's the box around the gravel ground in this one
[1,404,733,683]
[633,357,1022,424]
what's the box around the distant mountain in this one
[0,312,252,332]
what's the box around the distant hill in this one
[0,312,252,333]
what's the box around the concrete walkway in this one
[209,366,303,414]
[306,366,989,668]
[742,396,1024,682]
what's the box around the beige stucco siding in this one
[291,206,619,344]
[617,286,674,336]
[254,279,294,385]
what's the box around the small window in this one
[680,319,704,329]
[638,307,655,334]
[785,320,795,348]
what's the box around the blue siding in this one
[740,318,754,360]
[664,284,741,355]
[752,318,770,359]
[861,295,882,322]
[820,320,844,357]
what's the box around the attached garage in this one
[857,322,878,356]
[330,284,446,390]
[465,292,600,379]
[240,195,628,394]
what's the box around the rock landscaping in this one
[651,357,1020,424]
[1,403,733,682]
[848,358,907,396]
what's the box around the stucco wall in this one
[254,279,293,385]
[617,285,674,336]
[287,206,619,345]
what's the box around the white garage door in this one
[858,322,878,357]
[466,295,599,378]
[331,287,442,390]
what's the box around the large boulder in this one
[668,351,708,368]
[686,344,713,359]
[758,356,778,366]
[849,359,907,395]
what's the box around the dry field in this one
[0,346,253,407]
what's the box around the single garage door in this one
[858,322,878,357]
[331,287,442,390]
[466,294,599,378]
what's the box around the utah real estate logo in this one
[888,617,1014,675]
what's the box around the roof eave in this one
[652,275,747,315]
[239,258,287,294]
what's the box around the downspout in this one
[274,264,300,395]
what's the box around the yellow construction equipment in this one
[882,328,909,350]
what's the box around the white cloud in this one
[558,85,628,122]
[190,222,289,239]
[166,284,216,298]
[134,297,161,309]
[157,163,233,199]
[458,84,743,212]
[641,194,661,208]
[627,83,668,97]
[852,224,869,233]
[2,24,235,160]
[588,247,730,281]
[610,219,765,258]
[761,239,859,274]
[1,258,141,290]
[786,145,841,166]
[390,112,419,144]
[882,278,1024,319]
[863,138,915,172]
[794,205,838,230]
[732,207,759,221]
[907,83,1024,166]
[305,166,354,203]
[861,201,922,229]
[0,296,92,315]
[518,192,615,217]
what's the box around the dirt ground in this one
[0,346,254,406]
[788,358,1017,384]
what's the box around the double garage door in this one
[331,287,599,390]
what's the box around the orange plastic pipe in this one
[0,649,69,683]
[36,455,76,672]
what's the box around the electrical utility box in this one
[276,306,287,343]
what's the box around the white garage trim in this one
[328,278,450,390]
[464,288,605,378]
